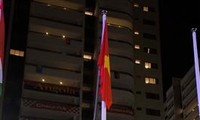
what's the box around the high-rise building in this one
[2,0,164,120]
[165,66,199,120]
[164,78,183,120]
[181,66,199,120]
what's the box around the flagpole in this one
[191,28,200,116]
[93,10,107,120]
[93,70,100,120]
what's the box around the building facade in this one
[165,78,183,120]
[2,0,164,120]
[181,66,199,120]
[165,66,199,120]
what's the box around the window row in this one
[134,32,157,40]
[136,107,161,116]
[10,49,24,57]
[133,3,156,12]
[135,60,158,69]
[134,45,157,54]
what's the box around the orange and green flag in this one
[97,16,112,109]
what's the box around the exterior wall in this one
[165,66,200,120]
[181,66,199,120]
[165,78,183,120]
[3,0,163,120]
[132,0,164,119]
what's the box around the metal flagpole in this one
[191,28,200,116]
[93,70,100,120]
[93,10,107,120]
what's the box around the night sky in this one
[159,0,200,93]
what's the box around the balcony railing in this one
[22,97,80,114]
[24,80,80,96]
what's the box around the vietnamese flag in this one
[0,0,5,96]
[97,13,112,113]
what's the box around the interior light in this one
[59,81,63,85]
[83,54,92,60]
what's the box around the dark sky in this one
[159,0,200,92]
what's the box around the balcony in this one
[20,97,80,120]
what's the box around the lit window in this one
[10,49,24,57]
[10,49,15,55]
[144,47,157,54]
[145,62,151,69]
[134,45,140,49]
[145,77,157,84]
[83,54,92,60]
[143,6,149,12]
[134,31,139,35]
[42,78,45,82]
[192,108,195,111]
[145,62,158,69]
[134,3,139,8]
[135,59,141,64]
[19,51,24,57]
[85,11,93,16]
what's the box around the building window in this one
[144,62,151,69]
[134,18,139,21]
[143,6,148,12]
[136,91,142,94]
[135,59,141,64]
[143,33,156,40]
[36,65,43,73]
[134,31,140,35]
[146,92,160,100]
[146,108,160,116]
[143,19,156,26]
[145,77,157,84]
[83,53,92,61]
[134,45,140,49]
[143,6,155,12]
[10,49,24,57]
[148,7,156,12]
[133,3,139,8]
[114,71,120,79]
[65,38,71,45]
[144,47,157,54]
[136,107,142,110]
[144,62,158,69]
[85,11,93,16]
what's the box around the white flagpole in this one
[191,28,200,115]
[101,101,106,120]
[93,10,107,120]
[100,10,107,120]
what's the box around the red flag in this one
[0,0,5,96]
[97,17,112,109]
